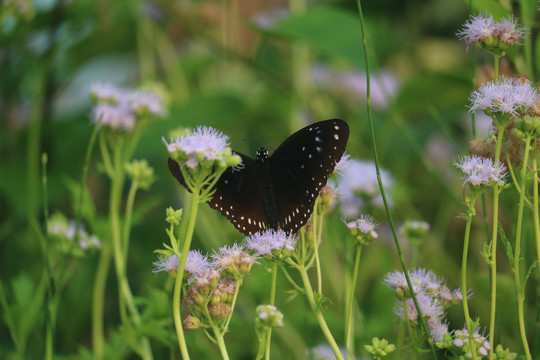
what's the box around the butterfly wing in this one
[269,119,349,233]
[168,154,267,235]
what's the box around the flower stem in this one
[172,191,200,359]
[354,1,437,358]
[532,150,540,274]
[345,245,362,360]
[297,266,344,360]
[461,194,479,360]
[92,241,111,360]
[264,263,279,360]
[488,127,504,360]
[513,137,533,360]
[214,327,231,360]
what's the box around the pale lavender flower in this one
[345,215,378,239]
[384,268,441,297]
[394,292,444,323]
[469,77,539,116]
[89,82,125,104]
[309,344,347,360]
[256,304,284,328]
[244,229,297,258]
[212,243,257,278]
[48,215,101,251]
[337,159,394,218]
[458,14,526,50]
[91,103,136,131]
[427,318,449,342]
[162,126,231,169]
[127,90,165,116]
[453,327,491,358]
[333,153,351,174]
[153,250,210,278]
[453,155,506,187]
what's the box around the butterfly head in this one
[256,147,270,163]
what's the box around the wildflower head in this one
[452,327,491,358]
[394,292,444,324]
[256,304,284,329]
[453,155,506,189]
[244,229,297,262]
[48,212,101,256]
[89,82,165,132]
[152,250,210,280]
[384,268,441,299]
[400,220,430,245]
[364,337,396,359]
[211,243,257,280]
[458,14,526,54]
[165,207,183,226]
[515,115,540,140]
[337,159,394,218]
[344,215,378,246]
[125,159,155,190]
[469,77,539,124]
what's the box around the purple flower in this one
[469,77,538,117]
[337,159,394,218]
[89,82,165,131]
[153,250,210,279]
[394,292,444,323]
[458,14,526,51]
[453,155,506,187]
[162,126,232,169]
[384,268,442,297]
[344,215,378,242]
[211,243,257,278]
[244,229,297,259]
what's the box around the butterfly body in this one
[168,119,349,235]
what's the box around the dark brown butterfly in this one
[168,119,349,235]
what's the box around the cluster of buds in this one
[255,305,284,329]
[125,159,156,190]
[364,337,396,360]
[399,220,430,245]
[344,215,378,246]
[48,212,101,256]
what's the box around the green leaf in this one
[470,0,512,19]
[269,6,365,66]
[498,223,514,266]
[522,261,538,293]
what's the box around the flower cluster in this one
[344,214,378,246]
[400,220,430,245]
[364,337,396,359]
[469,77,539,119]
[163,126,241,171]
[337,159,394,218]
[244,229,297,262]
[90,82,165,131]
[125,159,155,190]
[48,213,101,255]
[385,269,466,342]
[458,14,526,54]
[255,305,284,329]
[453,155,506,189]
[154,243,257,330]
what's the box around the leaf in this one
[470,0,512,19]
[522,261,538,293]
[269,6,365,66]
[498,223,514,266]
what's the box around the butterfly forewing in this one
[270,119,349,233]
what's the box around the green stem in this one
[264,263,279,360]
[223,279,242,332]
[312,204,323,294]
[488,127,505,360]
[214,327,231,360]
[172,191,200,359]
[532,150,540,273]
[494,54,500,81]
[513,137,533,360]
[123,179,138,262]
[92,241,111,360]
[354,1,437,358]
[462,194,479,360]
[345,245,362,360]
[297,266,344,360]
[41,154,54,360]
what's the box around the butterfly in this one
[168,119,349,235]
